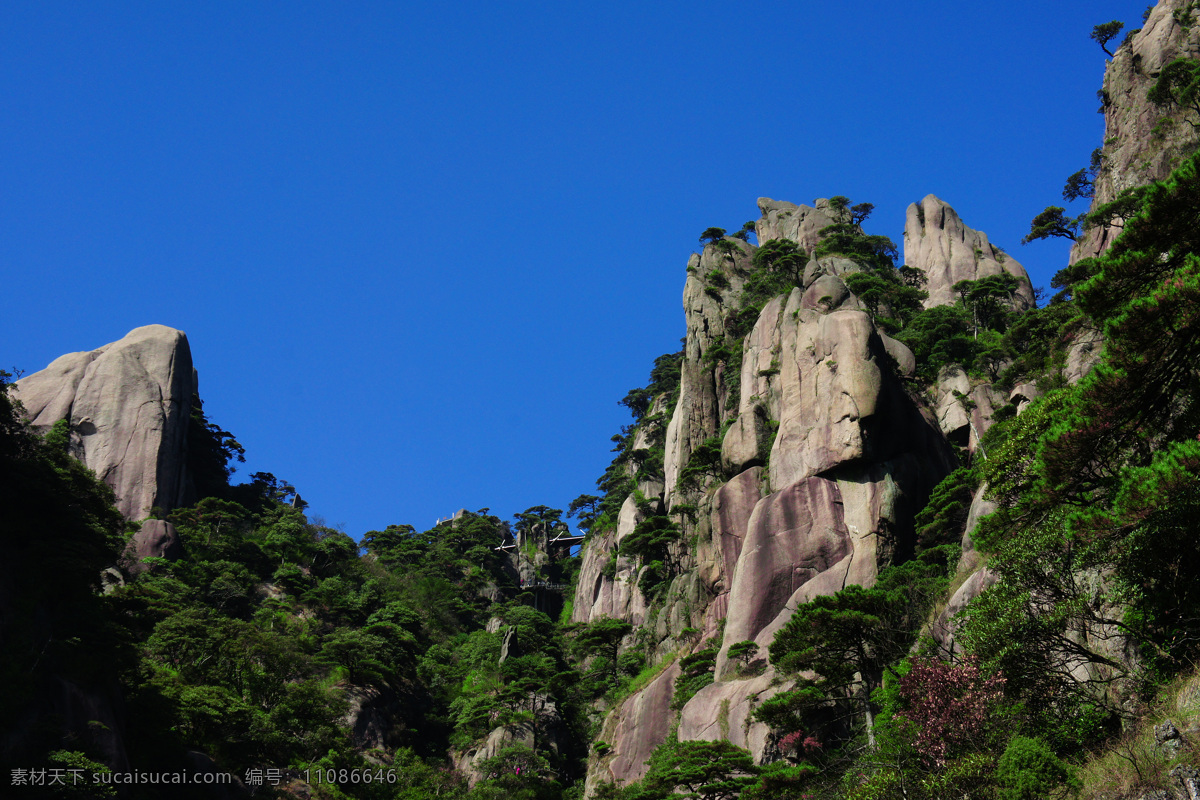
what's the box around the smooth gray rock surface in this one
[755,197,840,252]
[14,325,195,519]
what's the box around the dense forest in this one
[6,4,1200,799]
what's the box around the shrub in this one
[995,736,1077,800]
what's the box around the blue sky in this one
[3,1,1139,537]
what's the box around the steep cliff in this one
[13,324,195,520]
[1073,0,1200,263]
[577,198,968,792]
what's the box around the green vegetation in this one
[1148,57,1200,130]
[0,369,599,798]
[760,142,1200,798]
[14,36,1200,797]
[1090,20,1124,57]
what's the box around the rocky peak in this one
[663,237,756,509]
[903,194,1034,310]
[13,324,195,520]
[578,197,957,788]
[1072,0,1200,262]
[754,197,841,251]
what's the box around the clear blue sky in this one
[3,1,1139,537]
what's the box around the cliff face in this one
[904,194,1035,310]
[13,324,195,520]
[575,195,1021,790]
[1073,0,1200,262]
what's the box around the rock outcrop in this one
[933,365,1006,455]
[712,278,954,679]
[663,238,756,510]
[590,661,681,791]
[678,672,784,758]
[122,519,185,576]
[1073,0,1200,263]
[1064,325,1105,384]
[456,695,570,787]
[754,198,841,251]
[903,194,1034,311]
[14,325,195,520]
[578,197,958,789]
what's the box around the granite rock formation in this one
[121,519,185,576]
[1073,0,1200,263]
[578,199,956,789]
[14,325,195,520]
[903,194,1034,311]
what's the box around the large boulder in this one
[572,497,648,626]
[903,194,1034,311]
[718,476,852,659]
[928,567,999,657]
[455,696,570,787]
[678,672,785,763]
[1064,326,1105,384]
[122,519,185,576]
[934,365,1006,455]
[14,325,195,520]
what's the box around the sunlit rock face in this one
[903,194,1034,311]
[14,324,195,519]
[580,197,959,784]
[1073,0,1200,263]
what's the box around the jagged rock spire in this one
[903,194,1034,310]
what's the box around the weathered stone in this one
[595,660,681,787]
[591,195,959,777]
[768,308,884,489]
[1073,0,1200,263]
[664,239,756,508]
[499,626,520,663]
[736,293,789,422]
[1170,764,1200,800]
[721,452,948,680]
[572,496,648,626]
[802,256,865,288]
[880,333,916,377]
[903,195,1034,311]
[1065,326,1104,384]
[719,476,851,659]
[1155,719,1183,758]
[14,325,195,519]
[1009,382,1041,414]
[934,366,1004,455]
[720,411,765,474]
[678,672,785,763]
[100,567,125,595]
[457,696,569,787]
[935,366,973,445]
[928,567,999,657]
[698,468,762,597]
[122,519,184,576]
[801,274,850,311]
[755,198,841,252]
[961,484,998,559]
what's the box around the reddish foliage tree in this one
[895,656,1005,767]
[777,729,822,758]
